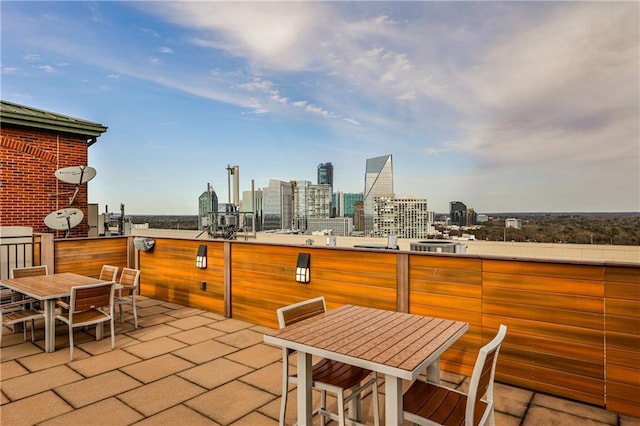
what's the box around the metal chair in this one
[55,281,116,360]
[277,297,380,426]
[114,268,140,328]
[0,298,44,347]
[403,325,508,426]
[99,265,119,281]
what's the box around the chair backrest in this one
[276,296,326,329]
[466,324,507,425]
[120,268,140,289]
[11,265,48,278]
[70,281,115,314]
[99,265,119,282]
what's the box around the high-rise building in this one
[372,195,431,238]
[317,162,333,188]
[262,179,293,231]
[293,181,332,230]
[198,184,218,231]
[242,188,263,231]
[450,201,467,226]
[336,192,364,218]
[364,154,393,234]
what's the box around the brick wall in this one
[0,127,89,237]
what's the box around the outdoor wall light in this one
[196,245,207,269]
[296,252,311,283]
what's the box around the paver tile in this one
[532,394,618,424]
[55,370,141,408]
[171,326,226,344]
[215,329,264,349]
[0,360,29,380]
[226,342,281,369]
[123,336,187,359]
[0,391,72,426]
[39,397,144,425]
[523,405,612,426]
[120,353,195,383]
[494,382,534,418]
[118,375,206,417]
[0,341,43,361]
[173,340,237,364]
[125,324,182,342]
[178,357,253,389]
[1,365,83,400]
[68,349,141,377]
[239,362,284,395]
[16,347,89,372]
[167,315,216,330]
[231,411,278,425]
[79,332,139,355]
[208,318,254,333]
[134,404,221,426]
[136,305,172,317]
[166,307,206,318]
[186,380,275,425]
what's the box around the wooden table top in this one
[266,304,468,380]
[0,272,110,300]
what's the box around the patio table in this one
[264,304,468,425]
[0,272,112,352]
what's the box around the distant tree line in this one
[444,213,640,245]
[129,215,199,230]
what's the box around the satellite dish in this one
[54,166,97,204]
[44,208,84,237]
[55,165,97,184]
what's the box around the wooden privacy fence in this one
[52,235,640,417]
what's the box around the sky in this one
[1,1,639,215]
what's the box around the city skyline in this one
[2,2,638,215]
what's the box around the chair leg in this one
[30,319,35,342]
[132,298,138,329]
[279,359,289,426]
[337,391,346,426]
[110,318,115,350]
[320,390,327,426]
[372,373,380,426]
[69,326,75,360]
[119,303,124,323]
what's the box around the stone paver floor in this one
[1,296,638,425]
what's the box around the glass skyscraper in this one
[364,154,393,234]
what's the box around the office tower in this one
[293,181,332,230]
[263,179,293,231]
[317,162,333,188]
[364,154,393,234]
[450,201,467,227]
[372,195,430,238]
[340,192,364,218]
[354,201,364,232]
[198,184,218,231]
[242,188,263,232]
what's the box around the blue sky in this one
[2,1,638,215]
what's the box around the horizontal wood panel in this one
[410,281,481,298]
[484,287,603,313]
[604,265,640,285]
[607,364,640,387]
[409,267,482,287]
[409,292,482,314]
[499,359,604,407]
[409,254,482,271]
[483,259,605,281]
[484,302,604,330]
[607,380,640,412]
[606,299,640,318]
[55,237,128,278]
[483,271,604,297]
[483,314,604,346]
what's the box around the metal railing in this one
[0,235,42,279]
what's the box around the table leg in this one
[44,299,55,352]
[297,351,313,426]
[426,357,440,384]
[384,374,403,425]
